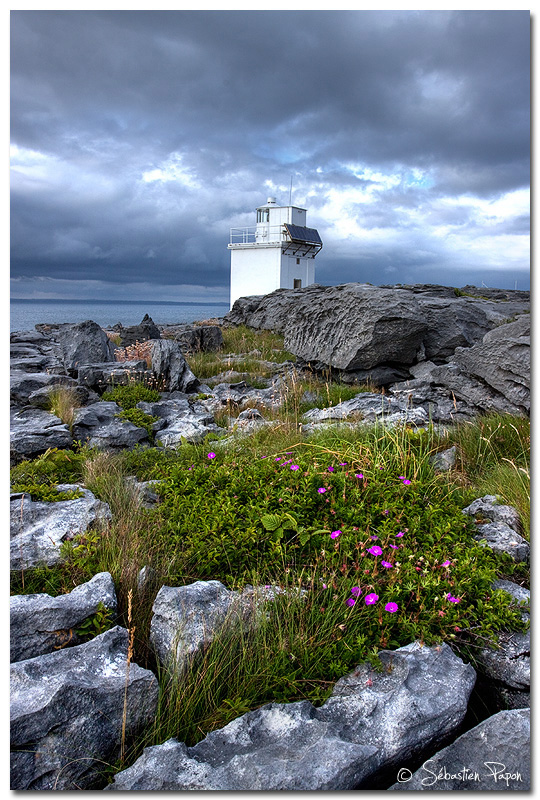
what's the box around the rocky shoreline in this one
[10,283,530,789]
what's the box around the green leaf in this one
[261,514,282,531]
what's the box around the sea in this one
[10,300,230,333]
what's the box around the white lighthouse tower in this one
[228,197,322,309]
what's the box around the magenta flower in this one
[398,476,405,480]
[395,531,405,538]
[351,587,362,596]
[207,452,216,459]
[370,535,378,540]
[260,455,268,459]
[328,466,334,472]
[382,509,390,516]
[317,487,326,494]
[381,561,393,568]
[290,465,300,471]
[441,560,451,567]
[389,544,399,549]
[339,462,347,466]
[275,457,282,461]
[402,479,412,485]
[385,602,398,613]
[447,593,461,603]
[355,473,364,479]
[365,593,379,605]
[367,545,383,556]
[285,452,293,455]
[330,530,341,539]
[345,597,356,607]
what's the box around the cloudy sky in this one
[10,10,530,303]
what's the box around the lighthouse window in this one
[294,279,302,289]
[257,209,269,223]
[296,258,300,265]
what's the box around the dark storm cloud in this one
[10,10,530,299]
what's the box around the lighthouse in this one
[228,197,322,309]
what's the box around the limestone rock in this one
[72,401,150,450]
[430,446,457,472]
[472,521,529,563]
[462,495,521,531]
[388,709,530,790]
[475,580,530,694]
[107,641,475,791]
[149,339,199,392]
[163,323,223,353]
[113,314,160,347]
[10,626,159,790]
[150,581,281,670]
[10,485,111,570]
[10,408,73,464]
[56,320,116,374]
[10,371,76,406]
[10,572,118,662]
[77,361,152,392]
[137,398,222,447]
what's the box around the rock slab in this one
[10,572,118,663]
[106,641,475,790]
[10,485,111,570]
[388,709,530,790]
[10,626,159,790]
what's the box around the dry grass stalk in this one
[120,589,136,766]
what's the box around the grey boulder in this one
[107,641,475,791]
[462,495,521,531]
[162,323,223,353]
[72,401,150,450]
[10,408,73,464]
[56,319,116,373]
[388,709,530,791]
[77,360,152,392]
[10,485,111,570]
[138,397,222,446]
[10,572,118,662]
[472,522,529,563]
[149,339,199,392]
[150,580,282,670]
[10,626,159,790]
[112,314,161,347]
[10,371,76,406]
[475,580,530,700]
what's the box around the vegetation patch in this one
[102,382,161,409]
[117,408,158,440]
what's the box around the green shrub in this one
[10,448,89,500]
[102,382,161,409]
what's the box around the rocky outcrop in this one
[112,314,161,347]
[10,572,117,662]
[10,371,77,406]
[462,495,529,563]
[150,581,286,671]
[475,580,530,708]
[72,401,151,450]
[388,709,530,791]
[77,360,152,393]
[224,284,529,373]
[56,320,116,374]
[149,339,199,393]
[10,408,73,464]
[10,485,111,570]
[137,397,222,447]
[161,323,223,353]
[106,641,475,791]
[10,626,159,790]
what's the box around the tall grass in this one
[449,414,530,535]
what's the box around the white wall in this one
[230,246,282,308]
[280,254,315,289]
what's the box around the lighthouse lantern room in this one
[228,197,322,309]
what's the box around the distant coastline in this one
[10,299,229,332]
